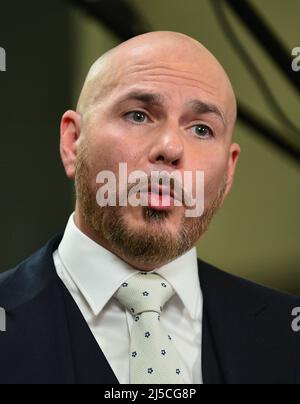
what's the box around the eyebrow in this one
[116,91,226,128]
[117,91,165,107]
[186,99,227,129]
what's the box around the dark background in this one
[0,0,299,294]
[0,0,73,269]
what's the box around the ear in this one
[224,142,241,198]
[60,110,82,180]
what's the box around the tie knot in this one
[115,272,175,316]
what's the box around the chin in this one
[135,208,180,231]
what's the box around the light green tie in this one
[115,272,185,384]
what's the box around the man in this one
[0,31,299,384]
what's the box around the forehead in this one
[104,55,234,116]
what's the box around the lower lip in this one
[147,192,175,210]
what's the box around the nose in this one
[148,124,184,169]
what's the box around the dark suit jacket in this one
[0,234,299,384]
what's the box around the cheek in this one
[206,164,228,201]
[86,130,143,185]
[204,169,226,202]
[191,150,228,201]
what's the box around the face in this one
[62,36,240,270]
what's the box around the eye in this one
[124,111,149,124]
[191,124,214,139]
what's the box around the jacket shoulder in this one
[0,234,63,310]
[0,266,18,287]
[198,258,300,307]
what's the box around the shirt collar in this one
[58,213,201,320]
[155,249,201,320]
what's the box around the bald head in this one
[77,31,237,130]
[60,31,241,269]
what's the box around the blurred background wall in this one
[0,0,73,271]
[0,0,299,294]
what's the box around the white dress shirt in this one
[53,213,203,384]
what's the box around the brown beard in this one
[75,142,227,268]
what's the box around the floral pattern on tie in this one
[115,272,185,384]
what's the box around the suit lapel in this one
[201,305,226,384]
[198,259,297,384]
[59,280,119,384]
[0,272,75,383]
[0,234,119,384]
